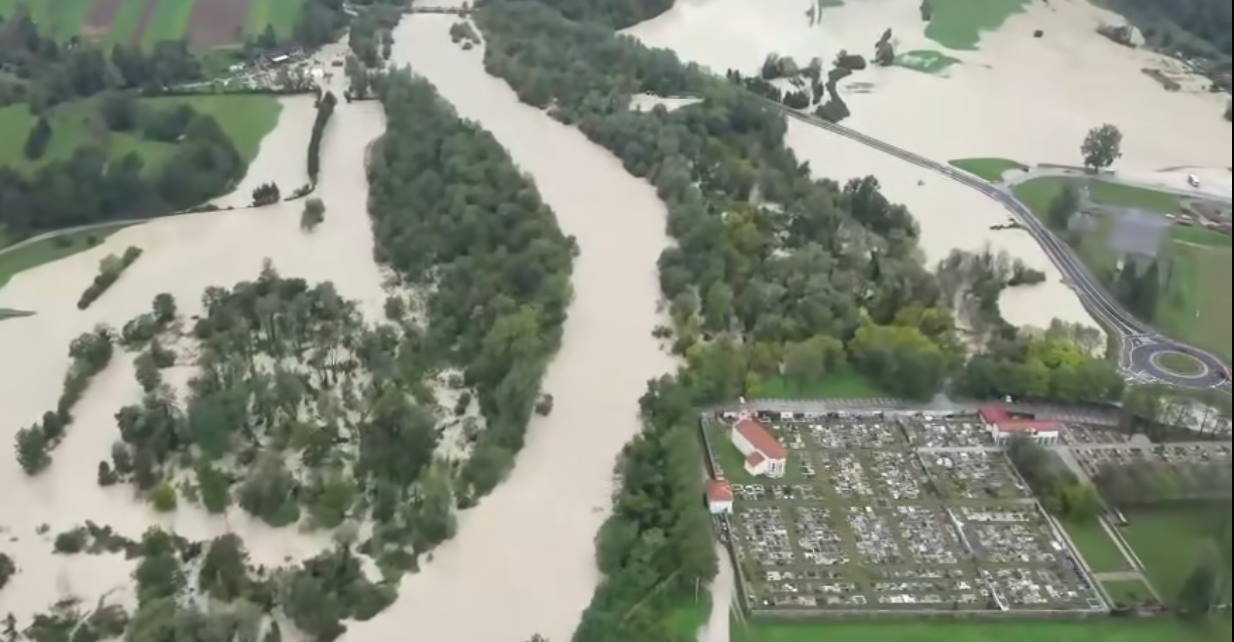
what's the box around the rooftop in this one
[707,479,733,503]
[736,417,787,459]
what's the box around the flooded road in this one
[342,14,676,642]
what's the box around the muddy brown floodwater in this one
[0,41,388,625]
[341,14,676,642]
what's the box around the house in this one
[707,479,733,515]
[731,416,787,478]
[979,404,1061,446]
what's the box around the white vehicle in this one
[1187,174,1200,187]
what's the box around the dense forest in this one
[531,0,674,28]
[368,71,574,498]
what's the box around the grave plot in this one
[922,450,1030,500]
[868,450,929,500]
[806,418,906,450]
[894,505,961,564]
[824,452,874,497]
[904,416,992,448]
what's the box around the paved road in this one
[765,101,1230,389]
[697,543,733,642]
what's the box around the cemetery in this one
[708,411,1106,616]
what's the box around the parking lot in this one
[716,413,1104,614]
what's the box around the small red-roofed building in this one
[979,403,1062,446]
[707,479,733,515]
[731,416,786,478]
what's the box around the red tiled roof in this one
[736,417,786,459]
[707,479,733,503]
[979,404,1010,424]
[996,419,1061,433]
[745,451,766,467]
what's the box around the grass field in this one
[895,49,961,74]
[1172,225,1232,247]
[1120,504,1231,605]
[664,593,710,639]
[1103,578,1154,606]
[141,94,281,163]
[246,0,305,39]
[0,224,131,290]
[732,617,1230,642]
[104,0,154,45]
[139,0,198,49]
[748,367,884,400]
[0,94,280,175]
[1155,351,1206,376]
[1156,239,1232,362]
[1061,518,1131,573]
[950,157,1028,182]
[1013,177,1232,361]
[24,0,94,40]
[924,0,1029,50]
[1089,180,1183,214]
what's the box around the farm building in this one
[731,416,786,478]
[979,404,1062,446]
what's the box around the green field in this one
[1103,578,1154,606]
[23,0,94,40]
[1120,504,1231,605]
[141,94,281,163]
[748,367,884,400]
[1013,177,1231,362]
[924,0,1029,50]
[895,49,961,74]
[733,617,1229,642]
[950,157,1028,182]
[1171,225,1232,247]
[104,0,153,45]
[246,0,306,39]
[139,0,198,50]
[1155,351,1206,376]
[1089,180,1184,214]
[0,224,131,290]
[1062,518,1131,573]
[0,94,280,175]
[665,593,710,639]
[1156,239,1232,362]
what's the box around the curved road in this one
[766,101,1229,389]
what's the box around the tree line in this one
[0,110,244,239]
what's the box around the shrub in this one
[54,527,88,554]
[151,483,178,512]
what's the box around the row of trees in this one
[1007,435,1101,521]
[14,326,114,474]
[77,245,143,309]
[953,321,1123,403]
[1094,460,1231,507]
[306,91,337,183]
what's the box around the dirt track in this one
[187,0,250,48]
[128,0,160,46]
[82,0,124,36]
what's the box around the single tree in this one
[23,116,52,160]
[15,427,51,474]
[1081,123,1123,171]
[152,292,177,324]
[301,197,325,231]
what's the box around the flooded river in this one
[0,41,388,623]
[341,14,676,642]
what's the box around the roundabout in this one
[1130,341,1228,388]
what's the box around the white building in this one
[731,416,787,478]
[707,479,733,515]
[980,404,1062,446]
